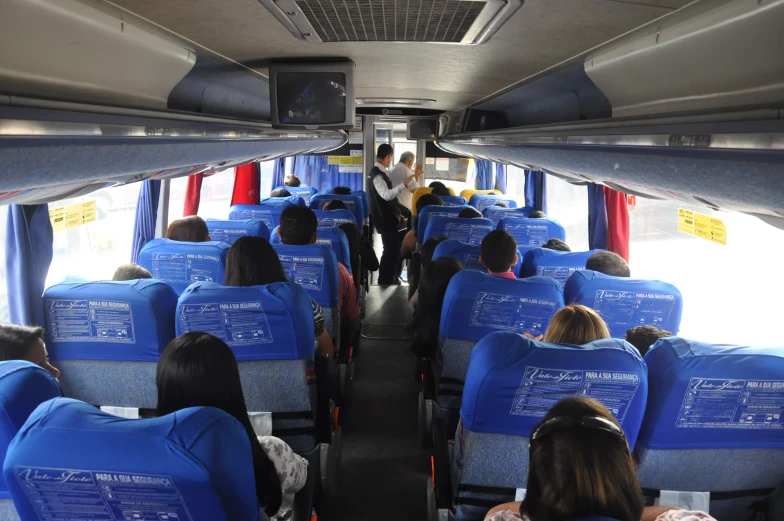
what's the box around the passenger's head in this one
[330,186,352,195]
[399,151,415,168]
[166,216,211,242]
[270,188,292,198]
[480,230,518,274]
[112,263,152,281]
[278,206,318,245]
[323,199,348,211]
[457,207,483,218]
[542,238,571,252]
[529,210,546,218]
[376,143,394,168]
[421,236,448,269]
[225,236,287,287]
[625,325,672,357]
[523,396,643,521]
[543,305,611,344]
[156,332,282,516]
[429,181,447,190]
[586,251,631,277]
[493,201,509,208]
[416,194,443,214]
[0,324,59,380]
[284,174,301,187]
[431,185,451,197]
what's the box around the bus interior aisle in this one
[321,284,429,521]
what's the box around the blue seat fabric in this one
[229,199,302,231]
[521,248,603,286]
[482,206,534,226]
[313,209,356,228]
[138,239,229,294]
[432,240,522,277]
[497,217,566,248]
[310,194,364,225]
[274,185,317,204]
[468,194,518,212]
[423,217,494,246]
[270,227,351,274]
[417,205,473,244]
[205,218,270,245]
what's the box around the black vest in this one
[368,166,403,231]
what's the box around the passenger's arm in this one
[640,506,686,521]
[317,330,334,358]
[373,175,410,202]
[400,230,417,258]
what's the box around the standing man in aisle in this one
[368,144,422,285]
[388,151,424,213]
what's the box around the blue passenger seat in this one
[275,185,318,204]
[497,217,566,252]
[467,194,518,212]
[481,206,534,226]
[310,193,365,226]
[270,226,352,274]
[636,338,784,520]
[564,270,683,338]
[138,238,229,294]
[313,209,356,228]
[351,190,369,224]
[441,195,468,207]
[521,248,603,286]
[229,195,304,230]
[0,361,61,521]
[423,217,494,246]
[205,218,270,245]
[432,239,522,277]
[4,398,260,521]
[43,279,177,409]
[417,205,473,244]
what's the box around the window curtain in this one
[290,155,362,192]
[605,187,630,262]
[524,170,548,214]
[494,163,507,194]
[130,180,161,263]
[183,173,204,216]
[231,162,260,206]
[272,158,286,189]
[587,183,608,250]
[4,204,54,326]
[474,159,494,190]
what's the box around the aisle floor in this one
[320,284,429,521]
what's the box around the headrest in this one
[482,206,534,225]
[461,332,647,446]
[459,188,499,199]
[441,270,564,341]
[351,190,369,217]
[417,205,472,243]
[270,226,351,273]
[441,196,468,207]
[522,248,603,286]
[259,195,306,207]
[177,281,314,360]
[0,361,61,499]
[272,244,340,308]
[310,194,364,225]
[639,338,784,450]
[468,194,519,211]
[229,203,291,230]
[498,217,566,247]
[274,185,317,204]
[423,216,494,246]
[138,239,229,294]
[313,209,356,227]
[205,218,270,245]
[4,398,258,521]
[44,278,178,361]
[564,270,683,338]
[432,239,522,277]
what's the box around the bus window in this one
[169,168,236,220]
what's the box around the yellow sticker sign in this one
[328,156,340,165]
[678,208,726,245]
[49,200,97,233]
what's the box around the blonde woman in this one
[525,304,611,344]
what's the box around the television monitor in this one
[407,117,440,140]
[269,60,356,130]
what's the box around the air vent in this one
[260,0,521,45]
[356,98,435,106]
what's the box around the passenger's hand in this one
[523,332,544,341]
[404,174,416,187]
[414,164,424,180]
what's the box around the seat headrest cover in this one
[274,186,317,204]
[259,195,306,207]
[3,398,258,521]
[177,281,314,360]
[313,209,356,227]
[440,196,467,207]
[44,279,178,361]
[229,203,289,230]
[272,244,339,308]
[205,218,270,245]
[441,270,564,341]
[270,227,351,274]
[417,205,472,243]
[522,248,603,286]
[138,239,229,295]
[424,217,494,246]
[351,190,369,216]
[498,217,566,247]
[482,206,534,225]
[461,331,648,446]
[468,194,519,211]
[639,338,784,449]
[0,361,61,499]
[564,270,683,338]
[432,239,522,276]
[310,194,364,224]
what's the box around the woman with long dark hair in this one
[410,257,463,360]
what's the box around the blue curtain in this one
[588,183,608,250]
[5,205,54,326]
[494,163,507,194]
[524,170,548,214]
[474,159,494,190]
[272,158,286,189]
[131,180,161,263]
[291,155,362,192]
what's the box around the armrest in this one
[432,418,453,510]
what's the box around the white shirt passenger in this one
[388,162,418,210]
[372,162,409,202]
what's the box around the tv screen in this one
[408,117,439,140]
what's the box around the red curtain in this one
[604,187,630,262]
[231,162,260,206]
[183,173,204,216]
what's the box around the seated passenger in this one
[225,236,334,357]
[529,210,546,218]
[270,188,292,198]
[493,201,510,208]
[339,222,379,273]
[330,186,352,195]
[526,304,610,344]
[479,230,518,279]
[484,396,715,521]
[431,185,451,197]
[112,263,152,281]
[323,199,348,211]
[157,332,308,520]
[409,236,449,314]
[458,207,483,218]
[166,215,211,242]
[586,250,631,277]
[542,238,571,252]
[0,324,60,380]
[625,325,672,357]
[411,257,464,360]
[278,206,361,332]
[284,174,301,187]
[429,181,447,190]
[401,193,443,259]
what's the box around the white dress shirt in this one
[388,162,418,210]
[372,162,408,201]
